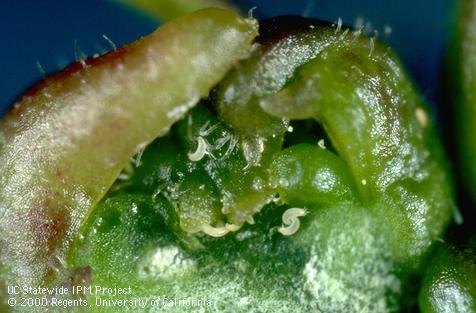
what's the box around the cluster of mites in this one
[200,207,308,237]
[187,120,307,237]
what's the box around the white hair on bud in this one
[214,133,231,150]
[335,17,342,33]
[102,34,117,51]
[198,121,219,137]
[36,61,46,79]
[222,135,237,160]
[368,37,375,57]
[248,6,257,19]
[134,142,147,167]
[278,208,308,236]
[339,28,349,40]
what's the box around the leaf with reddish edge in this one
[0,7,257,293]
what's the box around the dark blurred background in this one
[0,0,455,115]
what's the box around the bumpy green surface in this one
[270,144,358,206]
[68,19,455,313]
[419,243,476,313]
[71,193,312,313]
[260,25,455,262]
[0,8,257,312]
